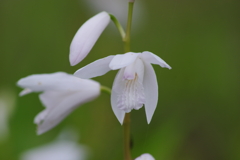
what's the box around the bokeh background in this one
[1,0,240,160]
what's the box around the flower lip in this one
[73,51,171,124]
[69,11,110,66]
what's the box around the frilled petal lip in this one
[69,11,110,66]
[141,51,172,69]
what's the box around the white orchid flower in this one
[74,51,171,124]
[17,72,100,135]
[135,153,155,160]
[69,11,110,66]
[20,139,87,160]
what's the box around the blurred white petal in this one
[17,72,100,134]
[0,89,16,142]
[135,153,155,160]
[69,11,110,66]
[20,130,87,160]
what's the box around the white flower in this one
[74,51,171,124]
[20,129,87,160]
[69,11,110,66]
[135,153,155,160]
[0,89,16,141]
[17,72,100,135]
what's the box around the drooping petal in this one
[35,82,100,135]
[17,72,100,134]
[69,11,110,66]
[135,153,155,160]
[74,55,114,79]
[109,52,140,70]
[142,60,158,124]
[111,69,126,124]
[141,51,172,69]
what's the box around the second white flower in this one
[74,51,171,124]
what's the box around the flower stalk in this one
[100,85,112,95]
[109,14,126,40]
[124,2,134,53]
[123,2,134,160]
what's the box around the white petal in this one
[135,153,155,160]
[36,84,100,135]
[20,140,87,160]
[111,69,126,124]
[74,55,114,79]
[17,72,100,93]
[109,52,140,70]
[141,51,172,69]
[142,60,158,124]
[69,11,110,66]
[17,72,100,134]
[19,88,32,96]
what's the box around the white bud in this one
[69,12,110,66]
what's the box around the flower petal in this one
[74,55,114,79]
[17,72,100,93]
[111,69,126,124]
[20,139,87,160]
[142,60,158,124]
[109,52,140,70]
[17,72,100,134]
[69,11,110,66]
[135,153,155,160]
[141,51,171,69]
[36,83,100,135]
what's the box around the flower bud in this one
[69,11,110,66]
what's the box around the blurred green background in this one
[1,0,240,160]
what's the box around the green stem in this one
[123,113,131,160]
[100,85,111,95]
[123,2,134,160]
[109,14,126,40]
[124,2,134,52]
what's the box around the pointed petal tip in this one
[36,128,44,135]
[70,60,77,66]
[147,117,151,124]
[19,88,32,96]
[142,51,171,69]
[69,11,111,66]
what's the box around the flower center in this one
[117,58,145,112]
